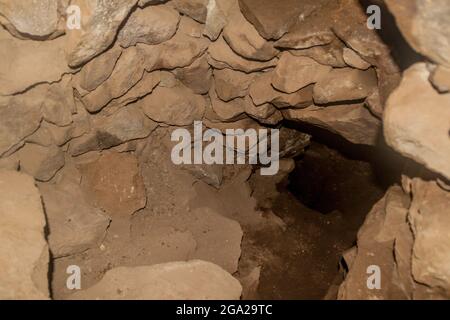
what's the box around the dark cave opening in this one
[247,122,406,300]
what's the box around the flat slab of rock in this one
[385,0,450,67]
[69,105,158,156]
[272,52,331,94]
[80,152,147,216]
[138,83,206,126]
[313,68,378,104]
[0,28,71,95]
[214,68,256,102]
[222,5,278,61]
[0,0,61,39]
[69,260,242,300]
[238,0,304,40]
[0,91,42,157]
[39,179,111,258]
[17,144,65,182]
[384,63,450,180]
[0,170,49,299]
[284,104,380,146]
[171,0,208,23]
[66,0,138,67]
[249,71,313,109]
[208,36,277,73]
[118,5,180,47]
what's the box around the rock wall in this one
[338,0,450,300]
[0,0,448,299]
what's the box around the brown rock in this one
[207,36,278,73]
[274,0,337,49]
[117,5,180,47]
[69,260,242,299]
[429,65,450,93]
[209,88,245,121]
[338,186,412,300]
[409,178,450,298]
[222,6,279,61]
[41,76,75,127]
[0,91,43,157]
[17,144,65,182]
[173,54,212,94]
[171,0,208,23]
[283,104,380,146]
[0,28,72,95]
[80,152,147,216]
[39,179,111,258]
[244,96,277,123]
[343,48,371,70]
[65,0,138,67]
[238,0,304,40]
[69,105,158,156]
[313,68,378,104]
[139,26,209,72]
[0,170,49,299]
[0,0,61,39]
[81,46,145,113]
[138,83,206,126]
[272,52,331,94]
[76,47,122,93]
[290,38,346,68]
[384,63,450,180]
[213,68,256,101]
[249,71,313,108]
[385,0,450,67]
[204,0,235,40]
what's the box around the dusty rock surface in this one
[0,170,49,299]
[69,260,242,300]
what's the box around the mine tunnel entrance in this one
[239,122,405,300]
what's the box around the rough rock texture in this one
[0,28,71,95]
[0,92,43,157]
[80,152,147,216]
[17,144,65,182]
[385,0,450,67]
[272,53,331,94]
[208,36,278,73]
[81,46,145,112]
[0,0,61,39]
[429,65,450,93]
[69,105,158,156]
[70,260,242,299]
[118,5,180,47]
[173,55,212,94]
[138,83,206,126]
[238,0,304,40]
[313,68,378,104]
[39,178,111,258]
[284,104,380,146]
[0,170,49,299]
[214,68,256,101]
[66,0,138,67]
[171,0,208,23]
[222,6,278,61]
[384,63,450,180]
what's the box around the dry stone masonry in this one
[0,0,449,300]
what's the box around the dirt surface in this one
[240,142,385,299]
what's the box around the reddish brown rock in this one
[80,152,147,216]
